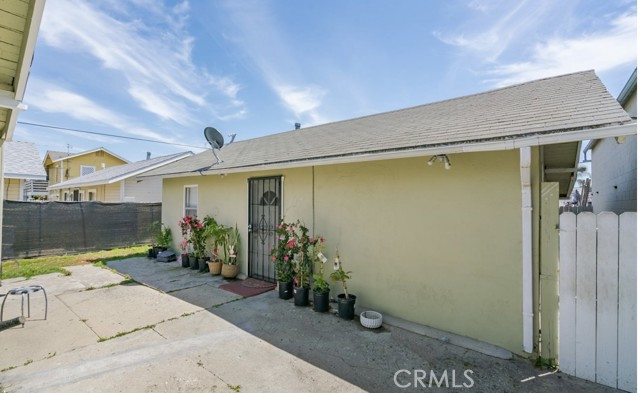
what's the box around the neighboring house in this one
[584,68,637,213]
[143,70,635,357]
[2,140,47,200]
[43,147,130,201]
[48,152,193,203]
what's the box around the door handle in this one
[248,224,252,232]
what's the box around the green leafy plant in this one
[222,225,240,265]
[329,250,352,297]
[149,221,172,248]
[312,242,329,294]
[203,215,226,261]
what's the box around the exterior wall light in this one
[427,154,452,169]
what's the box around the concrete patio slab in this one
[1,259,624,392]
[0,295,97,371]
[57,283,201,339]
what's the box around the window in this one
[88,190,96,201]
[184,185,198,217]
[80,165,96,177]
[63,192,69,201]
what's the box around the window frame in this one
[184,185,198,218]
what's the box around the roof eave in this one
[143,122,637,179]
[108,152,193,183]
[4,173,47,181]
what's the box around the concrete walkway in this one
[0,258,624,392]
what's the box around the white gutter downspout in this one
[520,147,534,353]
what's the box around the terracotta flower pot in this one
[207,260,222,275]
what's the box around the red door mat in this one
[219,278,276,297]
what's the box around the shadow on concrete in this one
[107,257,622,393]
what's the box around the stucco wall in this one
[3,178,22,201]
[162,151,524,353]
[46,152,127,186]
[591,135,637,213]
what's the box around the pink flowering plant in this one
[270,220,300,282]
[178,215,207,258]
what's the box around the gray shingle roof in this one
[45,150,70,162]
[3,141,47,180]
[144,70,632,178]
[48,152,192,190]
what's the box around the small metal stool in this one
[0,285,48,322]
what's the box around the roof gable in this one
[44,147,130,166]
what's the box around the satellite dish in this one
[204,127,224,165]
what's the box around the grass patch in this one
[1,246,148,280]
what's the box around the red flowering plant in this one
[270,220,299,283]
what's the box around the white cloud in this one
[434,0,547,62]
[39,0,246,124]
[26,79,178,144]
[486,12,637,86]
[221,1,329,125]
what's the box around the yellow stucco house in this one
[142,70,636,359]
[43,147,129,201]
[48,151,193,203]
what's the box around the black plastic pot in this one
[337,294,357,320]
[313,291,330,312]
[198,258,208,273]
[293,286,309,307]
[278,281,293,300]
[181,253,190,268]
[189,255,199,270]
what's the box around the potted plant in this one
[188,217,206,270]
[292,223,321,307]
[221,225,240,279]
[312,239,329,312]
[179,239,190,267]
[178,216,192,267]
[147,221,163,258]
[204,216,225,275]
[270,221,297,299]
[330,250,356,320]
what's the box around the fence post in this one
[618,212,637,392]
[595,212,619,387]
[559,212,577,375]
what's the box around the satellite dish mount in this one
[204,127,225,165]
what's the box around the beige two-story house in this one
[43,147,129,201]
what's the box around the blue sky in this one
[14,0,637,162]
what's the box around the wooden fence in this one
[559,212,636,392]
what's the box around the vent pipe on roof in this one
[295,123,301,130]
[146,152,151,160]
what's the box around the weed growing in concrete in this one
[0,366,16,372]
[97,324,156,342]
[228,384,241,392]
[23,360,32,366]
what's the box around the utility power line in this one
[18,121,207,150]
